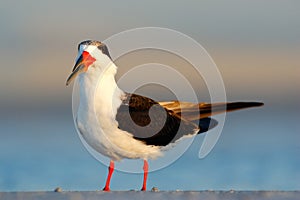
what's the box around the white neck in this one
[77,61,124,124]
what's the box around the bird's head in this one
[66,40,112,86]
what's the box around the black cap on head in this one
[78,40,112,59]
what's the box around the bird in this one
[66,40,263,191]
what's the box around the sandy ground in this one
[0,191,299,200]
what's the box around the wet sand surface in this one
[0,191,299,200]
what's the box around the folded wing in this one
[116,93,263,146]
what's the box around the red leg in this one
[103,160,114,191]
[141,159,149,191]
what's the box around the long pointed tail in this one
[199,102,264,119]
[197,102,264,134]
[160,101,264,121]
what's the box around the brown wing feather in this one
[116,93,197,146]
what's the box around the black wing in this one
[116,93,198,146]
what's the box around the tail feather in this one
[197,102,264,119]
[160,101,264,121]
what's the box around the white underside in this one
[76,60,162,161]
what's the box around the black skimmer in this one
[66,40,263,191]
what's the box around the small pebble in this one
[54,187,62,192]
[151,187,159,192]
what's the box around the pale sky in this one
[0,0,299,112]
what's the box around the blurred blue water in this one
[0,105,299,191]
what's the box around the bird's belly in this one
[76,118,122,160]
[76,116,162,161]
